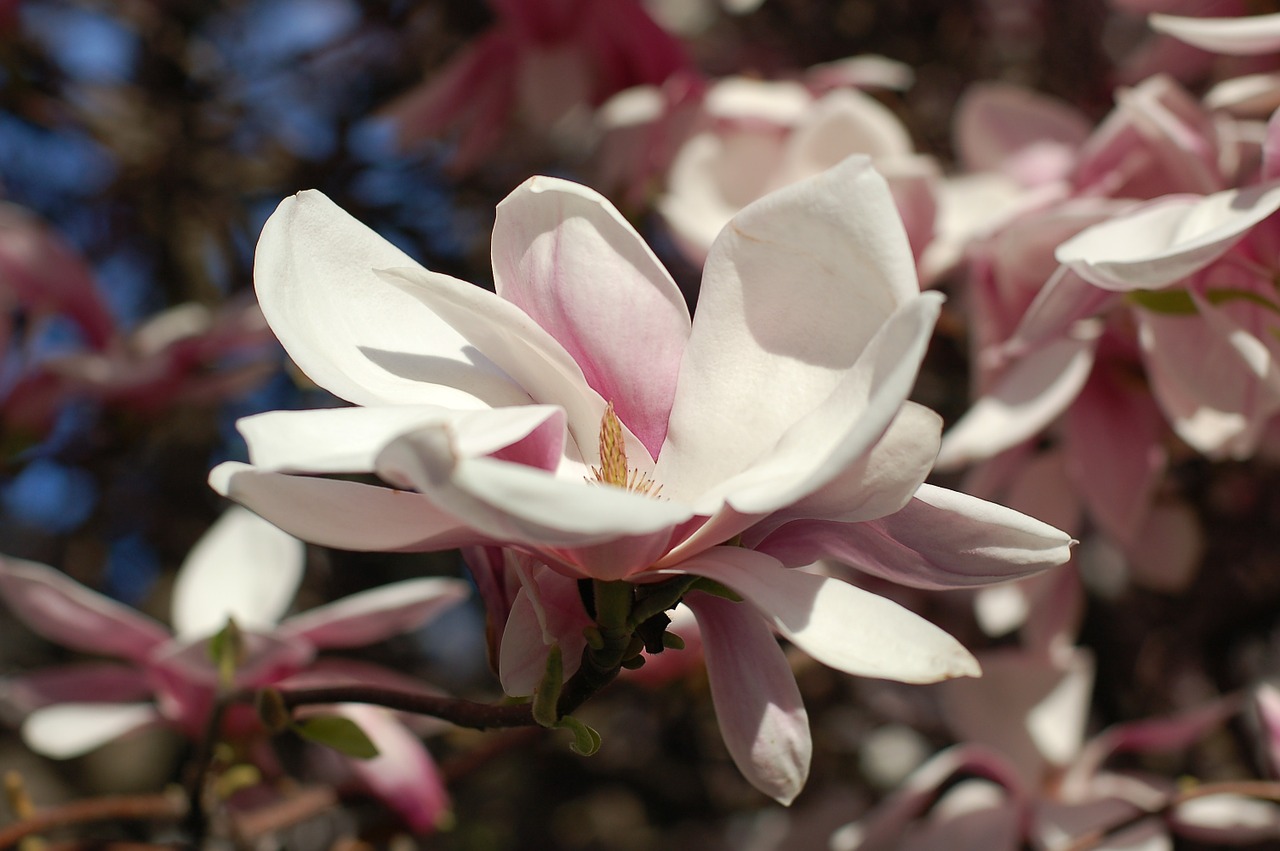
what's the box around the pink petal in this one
[1062,368,1167,548]
[330,704,451,834]
[3,664,153,713]
[498,568,590,696]
[0,557,169,662]
[1149,12,1280,55]
[171,507,305,640]
[252,190,530,409]
[684,589,810,805]
[22,702,162,759]
[279,577,469,649]
[1055,184,1280,292]
[659,156,922,501]
[492,176,691,458]
[937,329,1100,469]
[755,484,1073,590]
[209,462,485,552]
[670,547,980,682]
[955,82,1091,176]
[374,265,637,467]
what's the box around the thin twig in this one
[0,793,186,850]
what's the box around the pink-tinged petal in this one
[939,648,1094,788]
[280,577,469,649]
[236,404,566,475]
[22,702,162,759]
[756,484,1073,590]
[1055,184,1280,291]
[684,589,810,805]
[1259,683,1280,778]
[1136,310,1273,457]
[1206,73,1280,117]
[937,329,1100,469]
[759,401,941,528]
[374,266,628,465]
[955,82,1091,177]
[171,507,305,641]
[670,548,980,682]
[492,176,691,458]
[374,425,694,566]
[774,89,915,187]
[0,558,169,662]
[1125,501,1203,593]
[498,568,590,696]
[1150,12,1280,55]
[329,704,451,834]
[1062,369,1166,549]
[1006,268,1116,355]
[3,664,153,713]
[1035,802,1170,851]
[833,745,1025,851]
[896,779,1022,851]
[660,156,922,499]
[0,203,115,349]
[676,292,942,515]
[1172,795,1280,843]
[253,190,530,409]
[209,462,484,552]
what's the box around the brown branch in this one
[1057,779,1280,851]
[0,793,186,850]
[230,786,338,842]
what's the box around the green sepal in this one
[532,644,564,728]
[555,715,602,756]
[255,687,291,734]
[293,715,380,760]
[690,578,743,602]
[207,618,244,692]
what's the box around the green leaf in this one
[294,716,380,759]
[1128,289,1197,315]
[555,716,602,756]
[532,644,564,728]
[207,618,244,692]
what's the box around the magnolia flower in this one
[655,77,938,268]
[210,157,1072,803]
[837,647,1274,850]
[0,507,468,834]
[1150,11,1280,55]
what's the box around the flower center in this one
[589,402,662,497]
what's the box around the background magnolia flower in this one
[0,507,467,834]
[210,156,1072,803]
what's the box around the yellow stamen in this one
[589,402,663,497]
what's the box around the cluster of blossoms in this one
[9,0,1280,847]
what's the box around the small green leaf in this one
[207,618,244,692]
[555,716,602,756]
[294,716,380,760]
[1128,289,1197,315]
[690,578,743,602]
[255,687,291,734]
[532,645,564,728]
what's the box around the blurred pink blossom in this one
[0,507,467,834]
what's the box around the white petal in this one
[209,462,481,552]
[254,190,529,408]
[937,330,1100,469]
[1150,12,1280,55]
[375,425,695,549]
[685,590,810,805]
[172,507,305,640]
[1055,184,1280,291]
[281,577,469,649]
[659,156,922,499]
[23,702,161,759]
[670,548,980,683]
[237,404,565,474]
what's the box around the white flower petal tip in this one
[675,549,981,684]
[171,506,305,640]
[22,703,161,759]
[1150,12,1280,55]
